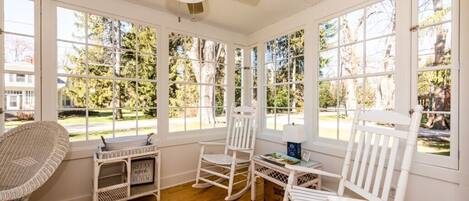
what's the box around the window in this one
[251,47,258,106]
[16,74,26,82]
[318,0,396,141]
[56,7,158,141]
[2,0,36,131]
[264,30,305,131]
[168,32,227,132]
[235,48,244,106]
[415,0,456,157]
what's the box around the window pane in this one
[290,56,304,82]
[87,109,114,140]
[235,68,242,88]
[265,40,275,64]
[340,9,365,44]
[88,46,115,76]
[418,70,451,112]
[201,107,215,129]
[365,75,395,110]
[117,50,137,78]
[319,108,338,140]
[289,30,304,56]
[169,107,185,132]
[5,34,34,71]
[58,110,86,142]
[276,108,289,131]
[319,49,338,79]
[418,113,450,156]
[215,86,226,107]
[186,108,200,131]
[186,61,200,83]
[57,76,86,108]
[319,81,338,109]
[290,108,304,125]
[169,57,185,82]
[274,85,289,108]
[340,43,364,77]
[235,88,242,107]
[114,80,137,109]
[201,85,215,107]
[418,23,452,68]
[185,84,200,107]
[58,42,86,74]
[338,78,363,110]
[88,78,113,109]
[57,7,85,42]
[275,35,289,61]
[5,0,34,35]
[138,108,157,135]
[265,63,275,85]
[275,59,289,84]
[266,108,276,130]
[366,0,396,39]
[366,36,395,74]
[169,83,185,107]
[119,21,138,51]
[138,81,157,108]
[215,107,227,128]
[138,26,157,55]
[418,0,451,27]
[266,86,275,107]
[114,109,137,137]
[338,110,355,141]
[319,18,339,50]
[139,53,157,80]
[215,64,226,85]
[290,84,304,108]
[88,15,117,47]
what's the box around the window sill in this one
[65,130,227,161]
[256,133,461,184]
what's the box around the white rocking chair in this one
[193,106,256,200]
[284,106,423,201]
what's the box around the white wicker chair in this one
[0,121,70,201]
[283,106,423,201]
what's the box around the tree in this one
[63,14,158,120]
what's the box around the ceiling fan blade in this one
[187,2,204,14]
[233,0,260,6]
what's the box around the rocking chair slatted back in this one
[225,106,256,152]
[337,106,423,201]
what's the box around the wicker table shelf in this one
[93,144,160,201]
[250,155,322,201]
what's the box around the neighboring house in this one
[4,62,74,118]
[4,62,35,112]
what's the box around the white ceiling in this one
[126,0,322,34]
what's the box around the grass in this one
[5,111,450,156]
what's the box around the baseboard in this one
[58,194,92,201]
[49,170,197,201]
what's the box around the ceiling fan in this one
[176,0,261,16]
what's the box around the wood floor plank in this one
[133,179,265,201]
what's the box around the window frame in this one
[262,29,305,133]
[411,0,460,169]
[312,0,460,169]
[167,31,229,134]
[55,6,159,142]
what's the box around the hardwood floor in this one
[133,179,265,201]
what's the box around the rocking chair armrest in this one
[285,164,342,179]
[198,141,226,146]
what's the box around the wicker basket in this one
[96,144,158,160]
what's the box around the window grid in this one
[264,30,305,131]
[168,33,228,133]
[318,0,396,140]
[57,7,158,141]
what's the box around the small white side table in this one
[250,155,322,201]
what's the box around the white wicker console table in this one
[93,144,160,201]
[250,155,322,201]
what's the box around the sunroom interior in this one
[1,0,468,201]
